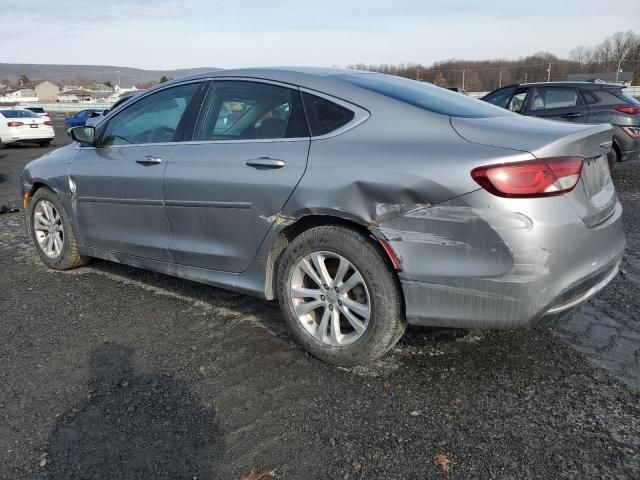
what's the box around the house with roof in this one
[0,87,38,102]
[21,80,61,101]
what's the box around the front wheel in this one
[277,226,405,366]
[27,187,90,270]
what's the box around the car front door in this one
[70,82,202,262]
[164,80,310,273]
[523,87,589,123]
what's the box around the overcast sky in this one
[2,0,638,70]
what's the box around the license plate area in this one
[30,124,38,129]
[581,155,610,199]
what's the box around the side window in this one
[483,87,516,109]
[581,90,599,105]
[302,93,354,136]
[507,90,529,113]
[193,81,305,141]
[530,88,579,111]
[101,83,198,146]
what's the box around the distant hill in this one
[0,63,220,87]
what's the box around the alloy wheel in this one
[33,199,64,258]
[290,250,371,346]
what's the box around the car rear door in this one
[70,82,203,262]
[524,86,589,123]
[164,79,310,273]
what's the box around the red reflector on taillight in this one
[471,157,584,198]
[622,126,640,139]
[7,121,24,127]
[615,105,640,115]
[44,120,52,126]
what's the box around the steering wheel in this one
[149,125,176,143]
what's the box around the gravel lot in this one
[1,119,639,479]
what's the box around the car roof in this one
[156,67,380,101]
[519,81,623,90]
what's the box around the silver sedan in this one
[21,67,625,365]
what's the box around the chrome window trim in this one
[82,76,369,148]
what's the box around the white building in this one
[0,88,38,102]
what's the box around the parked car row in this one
[21,68,625,366]
[482,81,640,167]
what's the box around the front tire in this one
[27,187,90,270]
[277,226,405,366]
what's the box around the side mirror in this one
[70,126,96,145]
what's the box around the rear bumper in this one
[378,190,625,329]
[613,126,640,162]
[619,145,640,162]
[2,127,55,144]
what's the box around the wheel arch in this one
[263,213,403,304]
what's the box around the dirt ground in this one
[1,118,639,479]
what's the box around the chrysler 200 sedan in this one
[21,68,625,366]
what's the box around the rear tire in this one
[609,145,620,170]
[277,225,405,366]
[27,187,90,270]
[38,140,51,147]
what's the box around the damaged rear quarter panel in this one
[274,100,536,232]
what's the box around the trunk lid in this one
[451,115,616,227]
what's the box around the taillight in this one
[44,120,52,126]
[7,121,24,127]
[622,126,640,139]
[471,157,584,198]
[615,105,640,115]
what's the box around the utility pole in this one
[416,68,420,81]
[616,53,627,83]
[547,63,551,82]
[116,70,121,86]
[524,72,528,83]
[462,69,466,90]
[499,70,503,88]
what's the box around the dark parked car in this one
[64,109,106,131]
[21,68,624,366]
[446,87,467,95]
[482,82,640,166]
[86,93,140,127]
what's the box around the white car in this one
[0,108,55,148]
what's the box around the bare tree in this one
[609,31,639,73]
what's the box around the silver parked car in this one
[21,68,625,366]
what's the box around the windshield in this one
[0,109,41,118]
[336,73,511,118]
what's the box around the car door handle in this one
[136,156,163,165]
[245,157,285,169]
[561,112,582,118]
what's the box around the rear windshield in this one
[26,107,45,114]
[336,73,510,118]
[0,109,40,118]
[612,90,640,106]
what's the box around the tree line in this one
[348,31,639,92]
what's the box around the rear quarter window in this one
[302,93,354,136]
[337,73,510,118]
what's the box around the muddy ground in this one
[1,119,639,479]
